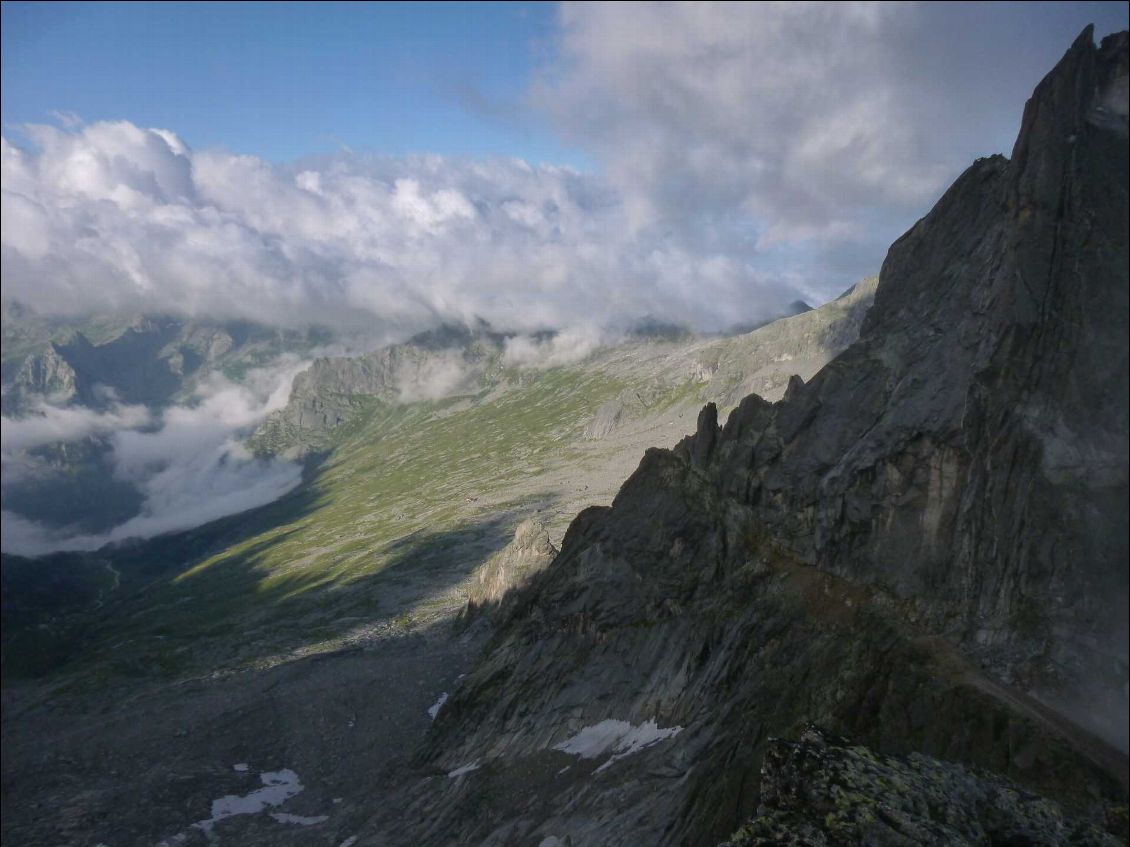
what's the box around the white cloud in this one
[533,2,1118,295]
[1,120,813,336]
[502,325,608,368]
[0,401,151,456]
[0,358,307,556]
[3,5,1110,334]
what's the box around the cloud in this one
[533,1,1126,295]
[394,354,479,403]
[502,325,608,368]
[1,120,813,336]
[0,358,307,556]
[48,110,84,130]
[0,401,151,456]
[4,5,1119,334]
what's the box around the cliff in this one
[370,28,1129,846]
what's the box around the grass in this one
[6,365,632,685]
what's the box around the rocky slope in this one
[0,282,881,846]
[724,727,1123,846]
[359,27,1128,846]
[1,28,1124,847]
[0,272,878,845]
[1,305,330,413]
[252,279,877,456]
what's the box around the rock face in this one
[724,727,1122,846]
[462,519,558,622]
[253,326,505,452]
[705,26,1128,744]
[363,29,1129,846]
[9,344,78,405]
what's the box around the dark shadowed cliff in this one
[368,28,1129,846]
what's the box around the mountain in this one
[1,277,877,680]
[364,26,1128,845]
[250,279,875,458]
[0,281,877,842]
[1,304,332,413]
[1,28,1126,847]
[0,307,335,539]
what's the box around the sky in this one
[2,1,1128,333]
[1,2,585,165]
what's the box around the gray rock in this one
[723,727,1122,846]
[365,28,1129,847]
[462,518,558,623]
[253,326,505,453]
[10,344,78,405]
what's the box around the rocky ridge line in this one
[364,27,1128,847]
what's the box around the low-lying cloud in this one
[1,122,813,337]
[502,326,608,369]
[0,357,307,556]
[3,5,1124,339]
[1,400,151,456]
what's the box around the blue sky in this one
[1,2,1127,330]
[1,1,590,165]
[4,1,1125,170]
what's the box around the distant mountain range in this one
[1,302,333,413]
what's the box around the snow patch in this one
[552,719,683,772]
[427,692,448,720]
[447,760,481,779]
[201,769,304,828]
[157,767,312,843]
[233,763,249,772]
[271,812,329,826]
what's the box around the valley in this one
[1,19,1127,847]
[1,280,876,845]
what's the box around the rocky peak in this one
[376,29,1128,847]
[701,25,1128,747]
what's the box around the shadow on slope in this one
[2,441,548,685]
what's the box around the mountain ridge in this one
[0,27,1125,847]
[365,27,1128,846]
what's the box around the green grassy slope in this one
[2,282,877,689]
[2,366,634,686]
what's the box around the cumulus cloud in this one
[0,358,307,556]
[3,4,1115,334]
[1,119,813,336]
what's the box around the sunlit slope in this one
[3,279,877,685]
[7,367,641,682]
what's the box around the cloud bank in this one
[0,358,307,556]
[536,1,1123,287]
[1,400,151,457]
[4,5,1113,333]
[1,121,812,336]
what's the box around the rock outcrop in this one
[364,28,1129,846]
[253,325,506,452]
[724,727,1123,846]
[462,519,558,623]
[8,344,78,407]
